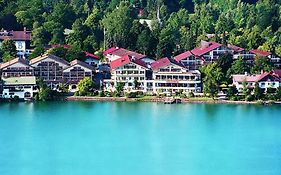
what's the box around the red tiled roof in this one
[232,75,260,82]
[0,30,31,41]
[151,57,184,70]
[191,41,222,56]
[69,59,94,71]
[256,71,279,82]
[51,44,70,49]
[110,55,147,70]
[84,51,99,59]
[250,50,271,57]
[273,70,281,77]
[228,44,245,53]
[0,57,30,69]
[103,47,146,60]
[174,51,193,62]
[233,71,280,82]
[103,47,119,54]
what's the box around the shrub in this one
[268,100,275,105]
[98,91,105,97]
[188,92,195,98]
[256,100,264,105]
[245,95,254,101]
[127,92,137,98]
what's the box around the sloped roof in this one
[103,47,119,54]
[30,54,70,66]
[50,44,71,49]
[191,41,222,56]
[103,47,146,60]
[0,57,30,69]
[232,75,260,82]
[228,44,245,53]
[273,70,281,77]
[256,71,279,82]
[84,51,99,59]
[249,50,271,57]
[69,59,94,71]
[110,55,147,70]
[233,71,280,83]
[151,57,184,70]
[174,51,193,62]
[3,76,36,85]
[0,30,31,41]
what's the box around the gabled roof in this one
[110,55,147,70]
[84,51,99,59]
[256,71,279,82]
[151,57,184,70]
[233,71,280,83]
[69,59,94,71]
[0,29,31,41]
[103,47,119,54]
[0,57,30,70]
[228,44,245,53]
[232,75,260,82]
[191,41,222,56]
[103,47,146,60]
[174,51,193,62]
[50,44,71,49]
[29,54,70,66]
[249,50,271,57]
[273,70,281,77]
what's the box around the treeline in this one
[1,0,281,61]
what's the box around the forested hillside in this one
[0,0,280,60]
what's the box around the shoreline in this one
[66,96,280,105]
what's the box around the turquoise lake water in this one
[0,102,281,175]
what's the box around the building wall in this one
[63,65,93,91]
[2,85,37,99]
[179,56,202,70]
[152,64,201,94]
[1,62,34,78]
[31,58,69,88]
[104,63,149,92]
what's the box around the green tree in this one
[58,83,69,93]
[201,63,223,98]
[275,87,281,101]
[36,78,56,101]
[29,46,45,59]
[48,46,67,59]
[227,86,238,98]
[253,83,263,100]
[242,80,251,99]
[1,40,17,62]
[251,56,273,74]
[227,58,249,76]
[216,53,233,75]
[65,43,86,62]
[76,77,95,96]
[102,1,136,48]
[115,82,125,97]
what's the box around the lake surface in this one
[0,102,281,175]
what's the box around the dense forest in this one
[0,0,280,60]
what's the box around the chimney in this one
[244,72,248,76]
[24,27,27,32]
[201,40,210,48]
